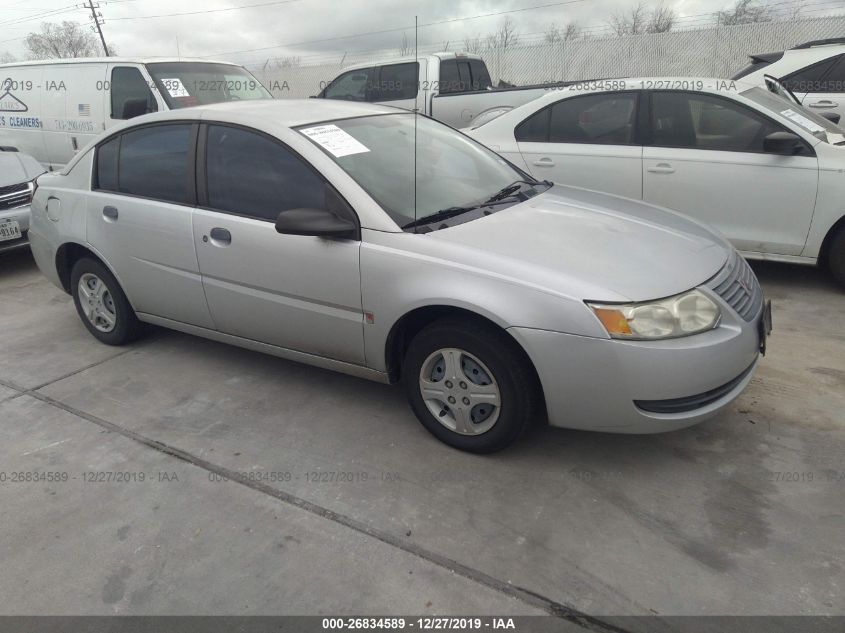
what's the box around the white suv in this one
[734,38,845,123]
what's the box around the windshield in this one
[145,62,272,109]
[743,86,845,144]
[297,114,537,229]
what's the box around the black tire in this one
[402,317,541,453]
[828,227,845,289]
[70,257,142,345]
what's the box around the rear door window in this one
[781,56,840,93]
[516,93,638,144]
[117,124,193,204]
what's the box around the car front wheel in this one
[402,318,540,453]
[71,257,142,345]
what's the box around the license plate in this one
[0,219,22,242]
[758,299,773,356]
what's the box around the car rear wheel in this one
[402,318,540,453]
[828,226,845,289]
[71,258,142,345]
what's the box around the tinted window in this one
[118,124,192,203]
[823,55,845,93]
[515,108,550,142]
[439,60,462,94]
[206,125,327,221]
[650,92,782,153]
[111,67,157,120]
[516,93,637,144]
[324,68,372,101]
[781,56,839,93]
[375,63,418,101]
[95,136,119,191]
[469,60,493,90]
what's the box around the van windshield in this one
[145,62,272,108]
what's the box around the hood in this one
[0,152,45,186]
[428,185,730,302]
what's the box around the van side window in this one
[205,125,331,222]
[111,67,158,120]
[94,136,119,191]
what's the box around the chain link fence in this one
[249,15,845,99]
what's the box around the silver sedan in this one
[28,100,770,452]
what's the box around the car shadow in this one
[0,247,37,279]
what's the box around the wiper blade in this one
[401,206,475,229]
[483,179,542,204]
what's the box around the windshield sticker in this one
[161,78,190,98]
[780,108,825,134]
[299,124,370,157]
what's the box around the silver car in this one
[28,100,771,452]
[0,149,44,253]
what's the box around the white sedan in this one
[466,77,845,286]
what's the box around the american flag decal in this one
[78,103,91,116]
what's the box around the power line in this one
[106,0,305,21]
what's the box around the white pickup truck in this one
[316,52,562,129]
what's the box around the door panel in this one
[194,123,364,364]
[642,91,818,255]
[519,142,643,198]
[514,91,643,198]
[193,211,364,363]
[87,122,214,328]
[87,192,214,327]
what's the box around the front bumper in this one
[0,204,31,253]
[509,299,764,434]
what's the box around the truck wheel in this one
[828,227,845,289]
[71,258,142,345]
[402,317,540,453]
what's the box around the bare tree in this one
[463,34,485,54]
[24,21,101,59]
[398,32,412,56]
[545,21,580,43]
[486,17,520,50]
[544,23,561,43]
[0,51,17,64]
[716,0,773,25]
[609,2,647,36]
[647,3,676,33]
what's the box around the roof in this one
[0,57,239,68]
[339,51,483,71]
[102,98,402,136]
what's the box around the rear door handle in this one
[208,227,231,246]
[102,205,118,221]
[532,157,555,167]
[647,163,675,174]
[807,100,837,108]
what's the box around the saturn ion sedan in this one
[29,100,771,452]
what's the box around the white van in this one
[0,57,272,170]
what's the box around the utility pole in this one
[84,0,109,57]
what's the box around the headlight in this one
[588,289,721,340]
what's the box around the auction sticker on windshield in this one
[161,78,190,98]
[300,124,370,157]
[780,108,825,134]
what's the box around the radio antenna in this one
[413,14,418,233]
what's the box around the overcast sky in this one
[1,0,843,66]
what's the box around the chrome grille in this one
[0,182,31,211]
[0,182,28,197]
[706,251,763,322]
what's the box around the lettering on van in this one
[0,115,42,128]
[52,119,95,132]
[0,78,28,112]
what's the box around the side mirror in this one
[763,131,803,155]
[275,208,357,238]
[819,111,841,125]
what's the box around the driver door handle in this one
[808,100,837,108]
[647,163,675,174]
[532,157,555,167]
[208,227,231,245]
